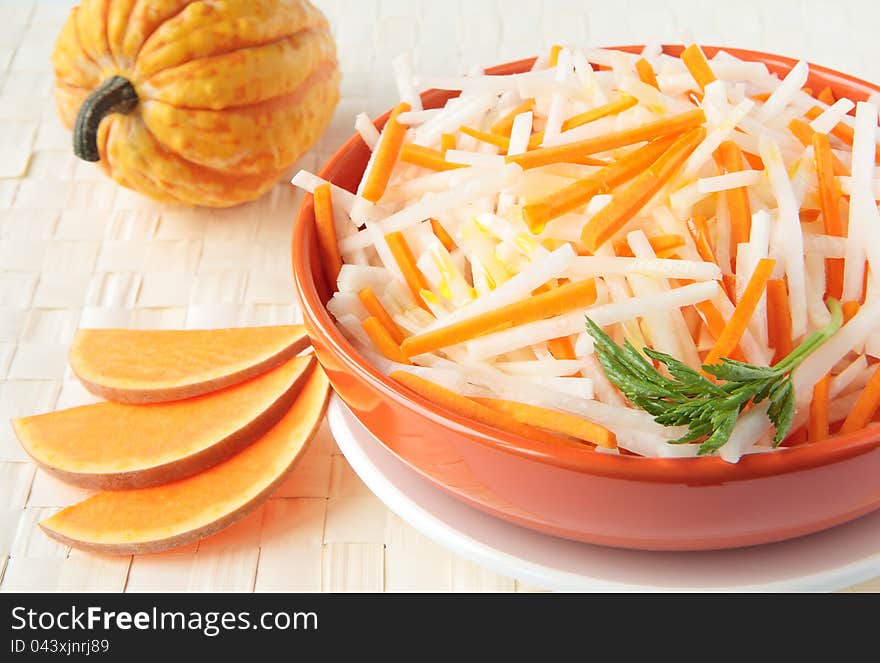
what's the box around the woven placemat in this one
[1,0,878,593]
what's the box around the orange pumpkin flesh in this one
[70,325,310,403]
[13,354,315,489]
[40,366,331,555]
[52,0,340,207]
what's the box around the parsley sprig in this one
[585,298,843,456]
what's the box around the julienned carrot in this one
[842,300,860,324]
[313,183,343,289]
[686,215,717,264]
[362,317,410,364]
[580,126,707,251]
[401,278,598,357]
[472,397,617,448]
[385,231,433,313]
[390,371,577,447]
[742,151,764,170]
[680,44,716,91]
[805,106,880,164]
[429,218,456,252]
[788,118,851,176]
[549,44,563,67]
[526,95,640,149]
[704,258,776,366]
[547,336,576,360]
[839,363,880,435]
[360,102,411,203]
[694,300,726,339]
[812,132,845,300]
[400,143,465,171]
[752,92,772,102]
[359,287,406,344]
[522,134,680,232]
[507,108,706,170]
[440,133,456,155]
[722,273,736,301]
[766,279,793,365]
[560,95,639,133]
[459,125,510,151]
[614,233,685,258]
[635,58,659,89]
[490,98,536,136]
[809,373,831,442]
[817,87,836,105]
[714,141,752,251]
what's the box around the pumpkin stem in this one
[73,76,139,162]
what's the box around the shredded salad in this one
[292,43,880,463]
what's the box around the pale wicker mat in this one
[1,0,879,593]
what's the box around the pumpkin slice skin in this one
[40,366,331,555]
[13,354,315,490]
[69,325,311,403]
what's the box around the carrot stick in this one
[440,133,456,155]
[400,143,465,171]
[580,126,707,251]
[526,95,640,149]
[385,231,433,313]
[635,58,660,89]
[694,301,727,340]
[547,336,576,360]
[459,125,510,151]
[766,279,794,365]
[742,151,764,170]
[704,258,776,365]
[362,317,410,364]
[313,183,343,290]
[359,287,406,344]
[789,118,851,176]
[390,371,577,447]
[805,106,880,164]
[817,87,836,105]
[472,397,617,448]
[809,373,831,442]
[522,133,680,232]
[559,95,639,133]
[752,92,772,102]
[429,218,456,252]
[843,300,860,324]
[680,44,716,91]
[686,215,717,264]
[549,44,563,67]
[722,273,737,301]
[360,102,411,202]
[812,132,845,300]
[614,233,684,258]
[490,99,536,136]
[839,363,880,435]
[507,108,706,170]
[714,141,752,251]
[401,278,598,357]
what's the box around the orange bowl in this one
[292,45,880,550]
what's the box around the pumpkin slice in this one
[13,354,315,490]
[40,366,331,555]
[69,325,311,403]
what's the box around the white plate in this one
[327,396,880,592]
